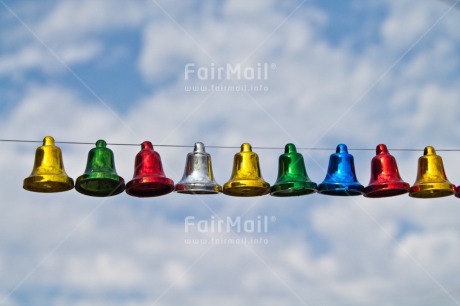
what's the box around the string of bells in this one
[22,136,460,199]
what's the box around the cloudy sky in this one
[1,0,460,305]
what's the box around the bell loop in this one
[241,143,252,152]
[96,139,107,148]
[141,141,154,151]
[194,142,205,153]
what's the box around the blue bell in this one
[318,144,364,196]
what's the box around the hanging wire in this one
[438,0,460,9]
[1,139,460,152]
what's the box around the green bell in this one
[270,143,317,197]
[75,140,125,197]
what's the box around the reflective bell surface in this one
[409,146,455,198]
[126,141,174,197]
[318,144,364,196]
[75,140,125,197]
[175,142,221,194]
[23,136,74,193]
[270,143,317,197]
[223,143,270,197]
[364,144,410,198]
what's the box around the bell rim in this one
[75,176,125,197]
[125,180,174,197]
[223,183,270,197]
[363,182,410,198]
[409,184,455,198]
[317,182,364,196]
[175,190,221,195]
[318,190,363,196]
[175,183,222,194]
[409,190,455,198]
[270,182,317,197]
[270,189,316,197]
[363,188,409,198]
[23,175,75,193]
[409,182,455,198]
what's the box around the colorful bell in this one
[126,141,174,197]
[23,136,74,193]
[318,144,364,196]
[270,143,317,197]
[409,146,455,198]
[223,143,270,197]
[175,142,221,194]
[75,140,125,197]
[364,144,410,198]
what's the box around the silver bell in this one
[175,142,222,194]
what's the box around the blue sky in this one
[1,0,460,305]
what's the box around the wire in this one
[438,0,460,10]
[1,139,460,152]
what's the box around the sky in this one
[1,0,460,305]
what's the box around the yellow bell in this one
[409,146,455,198]
[23,136,74,193]
[223,143,270,197]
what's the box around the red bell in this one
[364,144,410,198]
[125,141,174,197]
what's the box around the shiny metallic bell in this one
[409,146,455,198]
[126,141,174,197]
[223,143,270,197]
[175,142,222,194]
[23,136,74,193]
[270,143,317,197]
[318,144,364,196]
[364,144,410,198]
[75,140,125,197]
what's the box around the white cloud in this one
[36,0,148,41]
[0,0,149,77]
[137,21,197,83]
[0,41,102,76]
[59,253,145,288]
